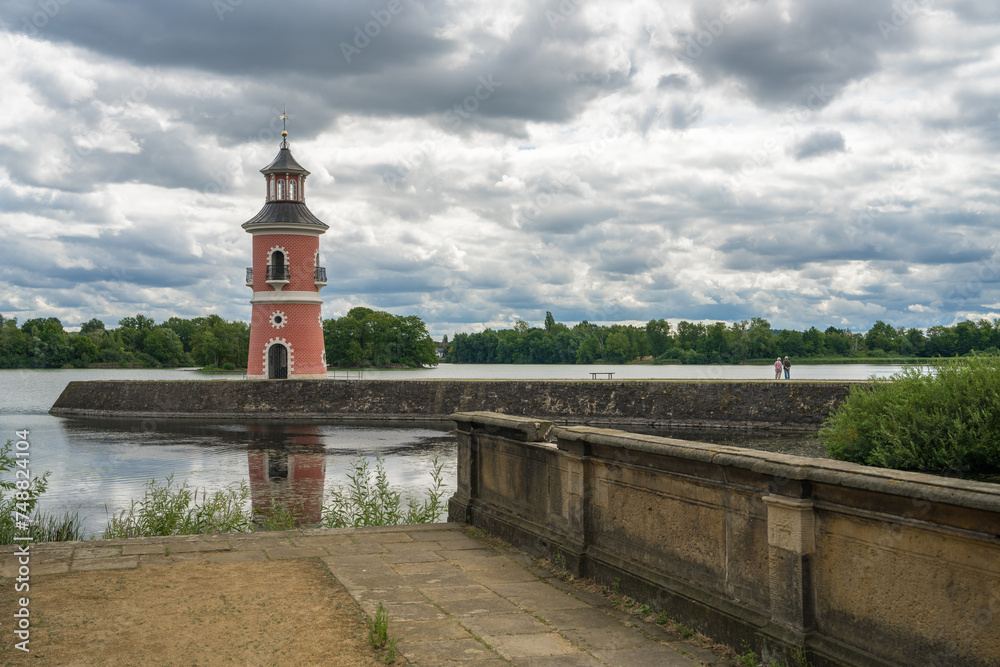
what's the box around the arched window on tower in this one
[269,177,275,201]
[277,179,285,200]
[268,250,288,281]
[289,179,297,201]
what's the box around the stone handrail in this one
[448,411,1000,667]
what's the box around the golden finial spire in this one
[280,105,288,139]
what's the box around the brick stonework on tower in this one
[242,131,329,379]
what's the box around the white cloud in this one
[2,0,1000,336]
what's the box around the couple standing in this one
[774,356,790,379]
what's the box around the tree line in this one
[5,309,998,369]
[0,308,438,370]
[444,313,1000,365]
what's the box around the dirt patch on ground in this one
[0,559,388,666]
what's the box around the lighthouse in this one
[243,123,329,379]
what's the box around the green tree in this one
[746,318,776,359]
[143,327,186,366]
[80,318,106,335]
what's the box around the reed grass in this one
[321,453,447,529]
[101,453,448,539]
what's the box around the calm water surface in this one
[0,364,893,537]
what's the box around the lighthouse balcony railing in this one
[264,265,291,291]
[245,267,253,287]
[265,265,291,281]
[314,267,327,287]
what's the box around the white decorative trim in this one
[262,338,295,378]
[252,291,323,305]
[244,224,326,236]
[270,310,287,329]
[267,245,289,264]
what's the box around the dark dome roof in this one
[260,144,310,176]
[241,201,328,229]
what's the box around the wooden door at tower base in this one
[268,344,288,379]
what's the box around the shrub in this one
[104,476,255,538]
[819,355,1000,473]
[0,439,85,544]
[322,454,446,528]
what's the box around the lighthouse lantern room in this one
[243,123,328,379]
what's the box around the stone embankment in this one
[49,379,856,430]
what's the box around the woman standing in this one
[774,357,783,380]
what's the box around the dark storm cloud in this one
[2,0,631,136]
[1,0,449,77]
[658,74,691,90]
[793,130,845,160]
[676,0,899,107]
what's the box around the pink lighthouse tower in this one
[243,121,328,379]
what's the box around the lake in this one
[1,364,899,537]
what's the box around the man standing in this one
[783,356,791,380]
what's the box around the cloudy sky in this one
[2,0,999,337]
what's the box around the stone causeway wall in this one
[50,378,854,430]
[447,412,1000,667]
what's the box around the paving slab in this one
[399,637,495,663]
[166,540,230,553]
[70,555,139,572]
[264,545,329,560]
[486,632,582,659]
[460,612,551,637]
[391,619,474,643]
[592,644,697,666]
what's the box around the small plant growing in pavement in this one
[367,602,390,649]
[553,551,572,579]
[367,602,401,664]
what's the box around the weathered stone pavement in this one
[0,523,726,666]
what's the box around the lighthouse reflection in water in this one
[246,425,326,527]
[48,417,458,538]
